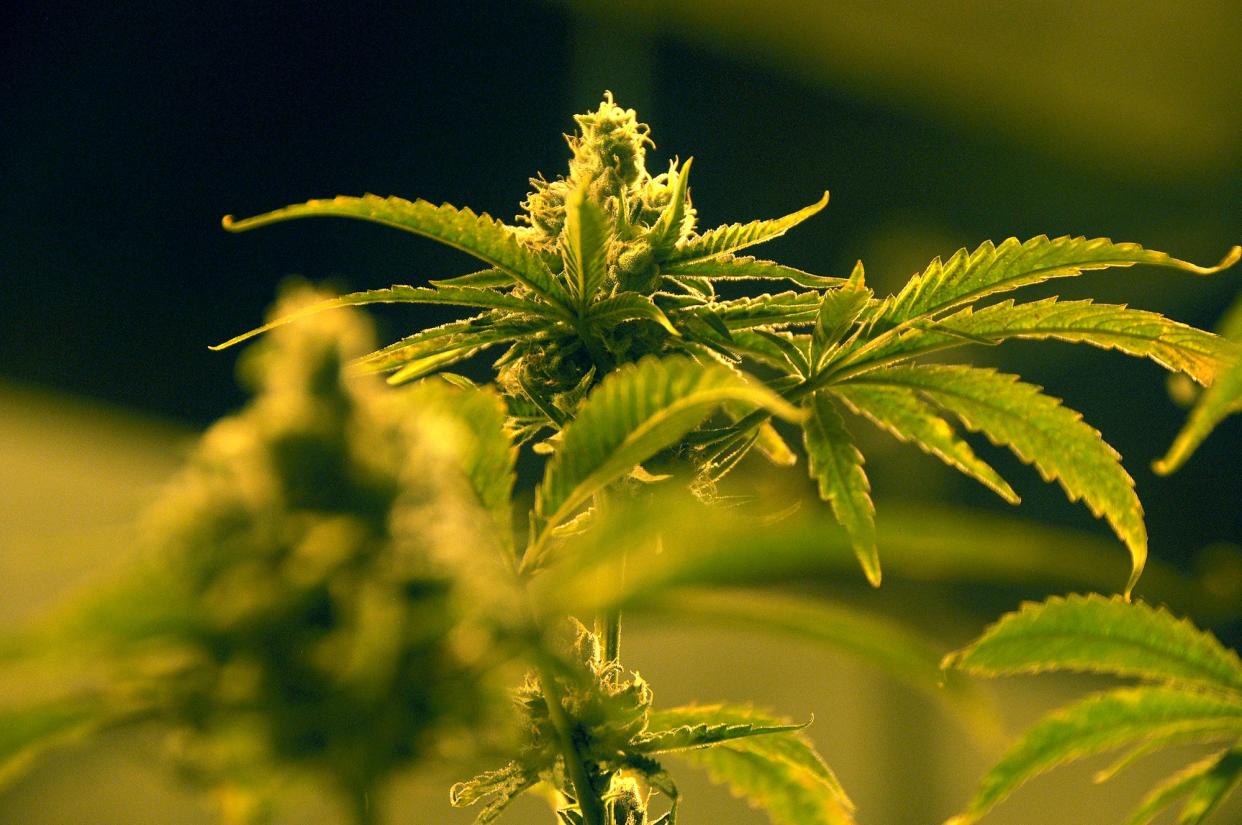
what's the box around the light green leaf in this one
[636,716,807,754]
[662,254,845,289]
[531,357,801,557]
[680,291,822,332]
[650,704,854,825]
[1156,354,1242,475]
[1124,750,1232,825]
[853,298,1235,387]
[832,383,1019,505]
[727,330,808,374]
[945,594,1242,694]
[811,264,871,371]
[407,383,518,556]
[846,365,1145,596]
[1178,747,1242,824]
[587,293,680,336]
[664,191,830,266]
[879,236,1240,326]
[562,181,611,308]
[802,392,879,586]
[223,195,573,310]
[211,285,565,351]
[648,157,694,253]
[355,315,550,375]
[949,687,1242,825]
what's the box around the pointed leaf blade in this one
[802,392,879,586]
[847,365,1146,596]
[587,293,680,336]
[662,254,845,289]
[1178,747,1242,825]
[1156,355,1242,474]
[223,195,572,309]
[664,192,830,266]
[562,182,611,307]
[950,686,1242,824]
[832,383,1019,505]
[648,156,694,253]
[880,237,1240,326]
[945,594,1242,694]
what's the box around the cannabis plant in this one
[3,95,1241,825]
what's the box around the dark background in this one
[3,0,1240,572]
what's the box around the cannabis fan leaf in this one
[946,595,1242,824]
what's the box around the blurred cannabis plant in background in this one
[3,95,1241,825]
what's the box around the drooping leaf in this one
[586,293,680,336]
[851,298,1235,386]
[356,316,552,375]
[878,236,1239,327]
[562,181,611,308]
[948,686,1242,825]
[945,594,1242,694]
[223,195,573,310]
[211,285,566,350]
[649,704,853,825]
[845,365,1145,596]
[802,392,879,586]
[1156,355,1242,474]
[662,253,845,289]
[664,191,830,266]
[530,356,801,562]
[832,383,1019,505]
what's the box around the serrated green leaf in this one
[587,293,679,336]
[211,285,566,351]
[530,357,801,563]
[679,291,822,332]
[649,704,853,825]
[1156,355,1242,475]
[663,191,830,266]
[851,298,1235,386]
[832,383,1019,505]
[879,236,1239,326]
[1123,750,1232,825]
[946,594,1242,695]
[846,365,1145,596]
[636,716,807,755]
[725,330,807,373]
[223,195,573,310]
[802,392,879,586]
[648,157,694,253]
[811,265,871,371]
[407,383,518,556]
[1178,746,1242,824]
[662,254,845,289]
[356,316,551,374]
[562,181,611,309]
[949,687,1242,825]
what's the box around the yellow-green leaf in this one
[802,392,879,586]
[664,191,830,266]
[847,365,1145,596]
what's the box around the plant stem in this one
[596,607,621,666]
[534,658,607,825]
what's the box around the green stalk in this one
[534,658,607,825]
